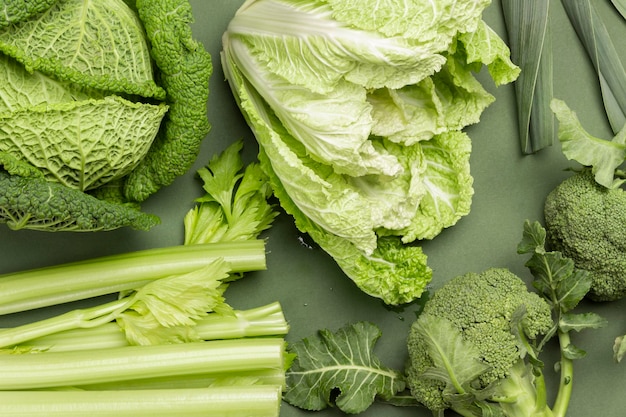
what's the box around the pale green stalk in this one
[0,338,285,390]
[76,367,286,391]
[552,331,574,417]
[0,385,282,417]
[0,240,266,315]
[611,0,626,23]
[561,0,626,134]
[501,0,554,154]
[9,302,289,352]
[0,296,135,348]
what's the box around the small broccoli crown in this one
[405,268,552,410]
[544,169,626,301]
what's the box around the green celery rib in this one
[0,386,282,417]
[0,338,285,390]
[76,367,287,391]
[561,0,626,134]
[501,0,554,154]
[0,240,266,315]
[9,302,289,352]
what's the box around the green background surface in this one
[1,1,625,416]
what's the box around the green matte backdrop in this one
[0,1,625,416]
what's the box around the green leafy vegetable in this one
[0,168,160,232]
[0,139,286,416]
[123,0,212,202]
[501,0,554,154]
[561,0,626,134]
[222,0,518,304]
[550,98,626,189]
[285,321,405,414]
[0,0,213,231]
[0,337,286,390]
[611,0,626,19]
[184,139,277,244]
[615,335,626,362]
[0,0,58,27]
[284,221,604,416]
[9,301,288,353]
[0,0,165,99]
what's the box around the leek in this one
[611,0,626,20]
[561,0,626,134]
[501,0,554,154]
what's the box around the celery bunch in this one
[0,140,287,416]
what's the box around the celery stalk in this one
[76,367,287,391]
[0,386,282,417]
[10,302,289,352]
[0,338,286,390]
[0,240,266,315]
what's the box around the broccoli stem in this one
[8,302,289,353]
[552,330,574,417]
[0,386,282,416]
[0,240,266,315]
[0,338,286,390]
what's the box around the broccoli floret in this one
[544,168,626,301]
[405,267,554,416]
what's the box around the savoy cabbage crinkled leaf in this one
[0,170,159,232]
[0,95,168,191]
[284,321,405,414]
[0,0,165,99]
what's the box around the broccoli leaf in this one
[559,313,608,333]
[517,219,548,255]
[521,221,593,313]
[413,314,491,394]
[550,98,626,189]
[284,321,405,414]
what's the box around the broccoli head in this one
[544,168,626,301]
[405,267,554,416]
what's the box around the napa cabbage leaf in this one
[222,0,518,304]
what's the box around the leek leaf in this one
[561,0,626,134]
[611,0,626,20]
[501,0,554,154]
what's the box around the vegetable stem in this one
[0,386,282,417]
[0,338,286,390]
[0,241,266,315]
[0,297,134,348]
[8,302,289,352]
[552,331,574,417]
